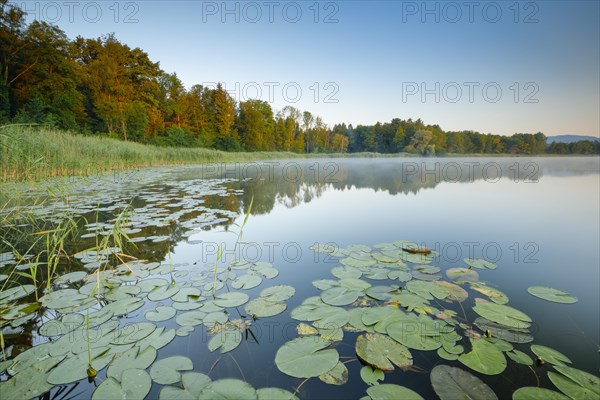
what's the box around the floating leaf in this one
[458,338,507,375]
[297,323,318,336]
[175,310,206,327]
[245,298,286,318]
[232,274,262,290]
[38,313,84,337]
[214,292,250,308]
[208,330,243,353]
[259,285,296,302]
[47,348,113,385]
[473,300,531,329]
[256,388,299,400]
[464,258,497,270]
[148,285,180,301]
[198,378,257,399]
[366,384,424,400]
[507,350,533,365]
[321,287,361,306]
[360,365,385,386]
[0,285,35,304]
[112,322,156,344]
[470,284,508,305]
[54,271,88,285]
[356,333,412,371]
[431,365,498,400]
[513,387,569,400]
[319,361,348,385]
[92,369,151,400]
[531,345,571,366]
[107,346,157,381]
[474,318,533,344]
[145,305,177,322]
[150,356,193,385]
[446,268,479,282]
[434,281,468,302]
[275,337,339,378]
[159,372,212,399]
[548,365,599,400]
[527,286,578,304]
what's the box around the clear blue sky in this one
[18,1,600,136]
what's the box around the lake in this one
[0,157,598,399]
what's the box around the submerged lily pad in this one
[275,337,339,378]
[356,333,412,371]
[458,338,507,375]
[431,365,498,400]
[527,286,578,304]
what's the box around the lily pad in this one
[366,384,424,400]
[198,379,257,400]
[321,287,361,306]
[360,365,385,386]
[232,274,262,290]
[531,345,571,366]
[527,286,578,304]
[208,330,243,353]
[513,387,569,400]
[47,348,114,385]
[471,285,509,305]
[446,268,479,282]
[150,355,194,385]
[256,388,299,400]
[319,361,349,385]
[245,298,287,318]
[92,369,151,400]
[458,338,507,375]
[259,285,296,302]
[145,305,177,322]
[464,258,497,270]
[431,365,498,400]
[275,336,339,378]
[473,300,531,329]
[107,346,157,381]
[507,349,533,365]
[0,355,64,399]
[159,372,212,399]
[356,333,413,371]
[548,365,599,400]
[214,292,250,308]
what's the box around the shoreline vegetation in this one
[1,126,597,185]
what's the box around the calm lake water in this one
[1,157,598,399]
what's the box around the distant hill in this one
[547,135,600,144]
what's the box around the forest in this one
[1,1,598,155]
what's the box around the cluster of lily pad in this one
[271,240,595,400]
[0,251,300,399]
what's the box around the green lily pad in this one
[319,361,349,385]
[92,369,151,400]
[366,384,424,400]
[38,313,85,337]
[458,338,507,375]
[464,258,497,270]
[356,333,412,371]
[437,348,459,361]
[232,274,262,290]
[473,300,531,329]
[0,284,35,304]
[159,372,212,399]
[321,287,361,306]
[527,286,578,304]
[275,337,339,378]
[138,327,176,351]
[145,305,177,322]
[198,378,257,400]
[148,285,180,301]
[471,284,508,305]
[103,297,144,316]
[474,318,533,344]
[388,270,412,282]
[47,348,114,385]
[176,311,206,327]
[203,311,228,327]
[208,330,243,353]
[434,281,469,302]
[548,365,599,400]
[360,365,385,386]
[171,287,202,302]
[214,292,250,308]
[259,285,296,302]
[0,355,64,400]
[256,388,299,400]
[251,263,279,279]
[54,271,88,285]
[245,298,287,318]
[507,350,533,365]
[513,387,569,400]
[386,314,446,351]
[431,365,498,400]
[150,356,194,385]
[531,345,571,366]
[107,346,157,381]
[112,322,156,344]
[446,268,479,282]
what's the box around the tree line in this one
[1,1,597,155]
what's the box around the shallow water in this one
[1,157,598,399]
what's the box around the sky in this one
[16,0,600,137]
